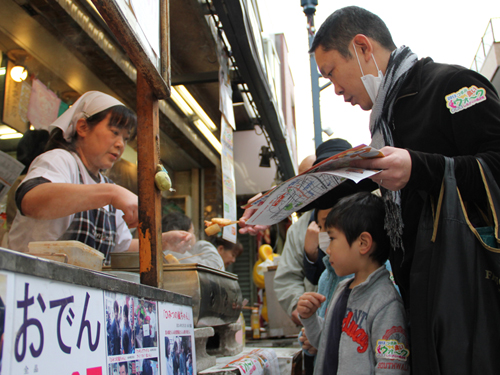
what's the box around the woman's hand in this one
[238,193,270,235]
[109,185,139,228]
[161,230,195,254]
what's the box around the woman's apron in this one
[59,162,117,261]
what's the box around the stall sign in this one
[3,272,106,375]
[221,117,237,244]
[158,301,196,375]
[0,268,194,375]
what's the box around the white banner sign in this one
[5,273,106,375]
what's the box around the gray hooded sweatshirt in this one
[301,266,410,374]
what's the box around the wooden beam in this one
[136,72,163,288]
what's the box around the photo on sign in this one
[158,302,196,375]
[164,335,193,375]
[104,292,158,359]
[109,358,159,375]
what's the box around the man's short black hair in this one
[310,6,396,58]
[325,192,391,265]
[162,212,192,232]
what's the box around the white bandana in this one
[50,91,124,141]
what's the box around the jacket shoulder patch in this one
[445,85,486,114]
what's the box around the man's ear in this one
[75,118,88,138]
[358,231,373,255]
[352,34,374,61]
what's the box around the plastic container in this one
[27,240,105,271]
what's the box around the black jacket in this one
[392,57,500,304]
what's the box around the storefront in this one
[0,0,300,371]
[0,0,297,239]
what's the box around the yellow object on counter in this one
[252,244,279,289]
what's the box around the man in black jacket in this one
[309,5,500,374]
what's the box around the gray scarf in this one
[369,46,418,251]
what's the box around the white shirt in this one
[8,149,132,252]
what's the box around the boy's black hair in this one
[309,6,396,58]
[325,191,391,265]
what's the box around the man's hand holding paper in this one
[349,146,411,191]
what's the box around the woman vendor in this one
[8,91,193,258]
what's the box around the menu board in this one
[27,78,61,131]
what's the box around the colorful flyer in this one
[158,302,196,375]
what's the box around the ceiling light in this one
[194,119,222,154]
[10,66,28,82]
[173,86,218,131]
[0,125,22,139]
[170,88,194,116]
[0,133,23,140]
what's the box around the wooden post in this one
[136,72,163,288]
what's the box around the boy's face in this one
[326,226,360,276]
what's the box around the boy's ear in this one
[358,232,373,255]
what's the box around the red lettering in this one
[342,311,369,353]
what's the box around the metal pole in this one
[305,9,322,149]
[309,35,322,149]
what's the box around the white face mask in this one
[353,43,383,105]
[318,232,331,252]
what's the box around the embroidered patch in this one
[376,339,410,361]
[376,326,410,361]
[445,85,486,114]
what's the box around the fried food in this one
[204,218,238,236]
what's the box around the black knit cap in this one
[313,138,353,165]
[298,138,375,212]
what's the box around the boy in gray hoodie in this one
[297,192,410,374]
